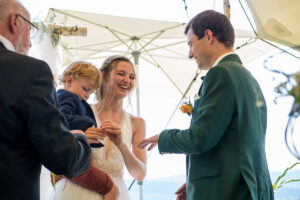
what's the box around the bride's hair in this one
[96,55,135,113]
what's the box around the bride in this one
[49,55,147,200]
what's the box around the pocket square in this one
[194,94,201,101]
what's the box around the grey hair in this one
[0,0,26,21]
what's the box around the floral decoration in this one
[274,71,300,117]
[180,100,193,116]
[264,51,300,160]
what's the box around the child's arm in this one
[58,92,94,130]
[53,160,113,195]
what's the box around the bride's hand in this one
[85,127,106,144]
[100,120,123,148]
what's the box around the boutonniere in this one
[180,99,193,116]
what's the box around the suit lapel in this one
[197,76,205,95]
[197,54,242,94]
[195,54,242,110]
[0,41,5,49]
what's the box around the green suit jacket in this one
[158,54,274,200]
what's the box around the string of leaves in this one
[273,162,300,193]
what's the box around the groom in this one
[139,10,274,200]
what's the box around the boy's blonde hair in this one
[59,61,101,89]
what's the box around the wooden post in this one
[47,24,87,36]
[36,23,87,48]
[223,0,231,20]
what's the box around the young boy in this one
[51,61,118,198]
[57,61,103,147]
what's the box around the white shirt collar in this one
[0,35,15,52]
[212,52,235,68]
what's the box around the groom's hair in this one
[184,10,235,48]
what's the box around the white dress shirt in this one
[0,35,15,52]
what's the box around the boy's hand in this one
[70,130,85,135]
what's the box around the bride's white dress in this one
[48,106,133,200]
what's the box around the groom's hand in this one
[138,134,159,151]
[175,183,186,200]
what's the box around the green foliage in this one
[275,72,300,117]
[273,162,300,193]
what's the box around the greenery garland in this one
[273,162,300,193]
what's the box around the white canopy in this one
[243,0,300,52]
[44,8,275,101]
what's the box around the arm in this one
[21,61,90,178]
[54,160,113,195]
[121,117,147,181]
[101,117,147,181]
[158,67,235,154]
[53,129,112,195]
[58,93,95,131]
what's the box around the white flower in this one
[194,94,200,101]
[256,100,264,107]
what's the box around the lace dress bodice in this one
[48,106,133,200]
[91,105,133,179]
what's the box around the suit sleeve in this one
[54,160,113,195]
[158,67,235,155]
[21,61,91,178]
[58,94,95,130]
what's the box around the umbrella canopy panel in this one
[44,8,276,98]
[244,0,300,51]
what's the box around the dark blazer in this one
[158,54,274,200]
[56,89,104,148]
[56,89,96,131]
[0,42,91,200]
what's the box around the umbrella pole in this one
[223,0,231,20]
[128,68,200,196]
[132,51,141,117]
[164,69,200,128]
[132,51,143,200]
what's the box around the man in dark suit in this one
[0,0,91,199]
[139,10,274,200]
